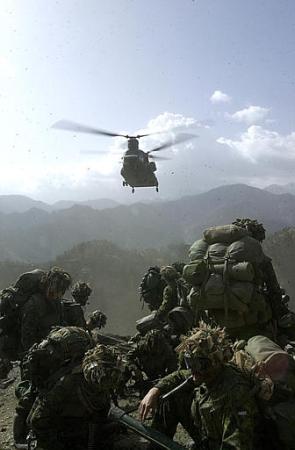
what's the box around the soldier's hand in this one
[138,387,161,421]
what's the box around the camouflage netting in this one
[232,218,266,242]
[71,281,92,300]
[160,265,179,281]
[41,326,93,362]
[82,344,124,386]
[176,321,232,365]
[43,266,72,292]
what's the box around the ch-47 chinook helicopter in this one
[53,120,197,193]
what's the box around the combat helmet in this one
[87,310,107,330]
[27,326,93,387]
[44,326,93,361]
[43,266,72,299]
[160,265,180,282]
[232,218,266,242]
[82,344,123,389]
[176,321,232,371]
[71,281,92,306]
[171,262,185,275]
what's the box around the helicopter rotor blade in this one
[147,133,198,154]
[149,155,171,160]
[52,120,128,138]
[80,150,122,155]
[135,131,166,139]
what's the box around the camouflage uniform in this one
[148,323,260,450]
[71,281,92,307]
[233,218,288,321]
[128,329,177,380]
[20,267,72,351]
[21,293,65,351]
[14,268,73,446]
[154,365,259,450]
[28,342,123,450]
[156,266,180,321]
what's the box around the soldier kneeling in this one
[26,328,124,450]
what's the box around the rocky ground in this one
[0,367,18,450]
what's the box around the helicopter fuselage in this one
[121,148,158,191]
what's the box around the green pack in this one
[187,224,269,326]
[182,260,209,286]
[189,239,208,261]
[203,224,249,244]
[0,269,45,337]
[26,326,93,387]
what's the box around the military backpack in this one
[0,269,45,338]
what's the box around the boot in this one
[13,413,28,449]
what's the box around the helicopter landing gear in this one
[156,186,159,192]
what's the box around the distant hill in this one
[264,183,295,196]
[0,195,121,214]
[0,195,50,214]
[0,184,295,262]
[51,198,120,210]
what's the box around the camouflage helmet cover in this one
[44,266,72,293]
[44,326,93,361]
[82,344,123,387]
[160,265,179,281]
[232,218,266,242]
[176,321,232,366]
[71,281,92,301]
[88,310,107,329]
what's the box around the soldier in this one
[87,309,107,331]
[14,267,72,447]
[71,281,92,308]
[20,267,72,351]
[127,329,177,386]
[139,266,166,312]
[28,341,124,450]
[232,218,289,323]
[155,266,180,322]
[139,322,261,450]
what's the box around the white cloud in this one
[210,90,231,104]
[137,112,202,154]
[144,111,204,132]
[217,125,295,163]
[227,105,270,125]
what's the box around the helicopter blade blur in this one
[149,155,171,160]
[53,120,128,138]
[80,150,122,155]
[147,133,198,154]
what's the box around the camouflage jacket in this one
[259,256,288,319]
[156,364,259,450]
[156,282,179,320]
[21,293,64,351]
[28,367,111,450]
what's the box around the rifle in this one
[108,406,186,450]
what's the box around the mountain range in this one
[0,195,120,214]
[1,184,295,262]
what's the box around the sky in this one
[1,0,295,203]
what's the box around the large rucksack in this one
[24,326,93,388]
[0,269,45,339]
[139,266,166,310]
[184,224,272,330]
